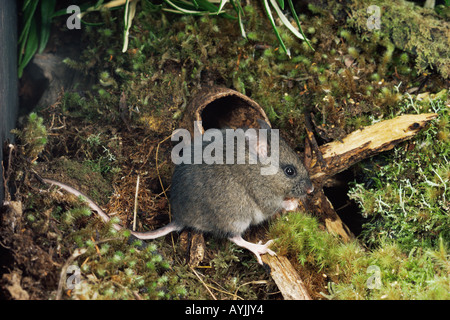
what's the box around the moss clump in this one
[23,185,187,300]
[45,158,115,205]
[12,112,48,162]
[270,212,450,300]
[67,232,187,300]
[346,0,450,79]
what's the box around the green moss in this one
[67,234,186,300]
[346,0,450,79]
[270,91,449,299]
[49,158,114,205]
[270,212,450,300]
[61,206,92,226]
[12,112,48,162]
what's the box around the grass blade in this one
[230,0,245,37]
[263,0,289,56]
[18,0,40,77]
[39,0,56,54]
[18,17,39,78]
[287,0,313,50]
[19,0,39,44]
[163,0,208,14]
[277,0,284,10]
[231,0,244,15]
[122,0,138,52]
[193,0,224,12]
[217,0,229,14]
[237,8,246,38]
[269,0,304,40]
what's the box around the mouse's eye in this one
[283,165,297,177]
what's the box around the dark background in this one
[0,1,19,204]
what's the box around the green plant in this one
[269,91,449,299]
[18,0,74,77]
[54,210,186,299]
[349,94,449,251]
[270,211,450,300]
[261,0,313,55]
[18,0,312,78]
[19,0,53,77]
[11,112,48,162]
[76,0,312,55]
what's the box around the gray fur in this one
[167,121,313,238]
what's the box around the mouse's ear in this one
[245,128,269,163]
[257,119,271,130]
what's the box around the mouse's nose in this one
[306,182,314,195]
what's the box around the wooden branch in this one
[179,230,206,267]
[305,190,354,242]
[261,255,311,300]
[310,113,438,182]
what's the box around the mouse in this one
[41,120,314,265]
[131,119,314,264]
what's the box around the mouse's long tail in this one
[130,221,181,240]
[41,178,122,231]
[40,177,180,239]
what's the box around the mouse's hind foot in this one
[229,235,276,265]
